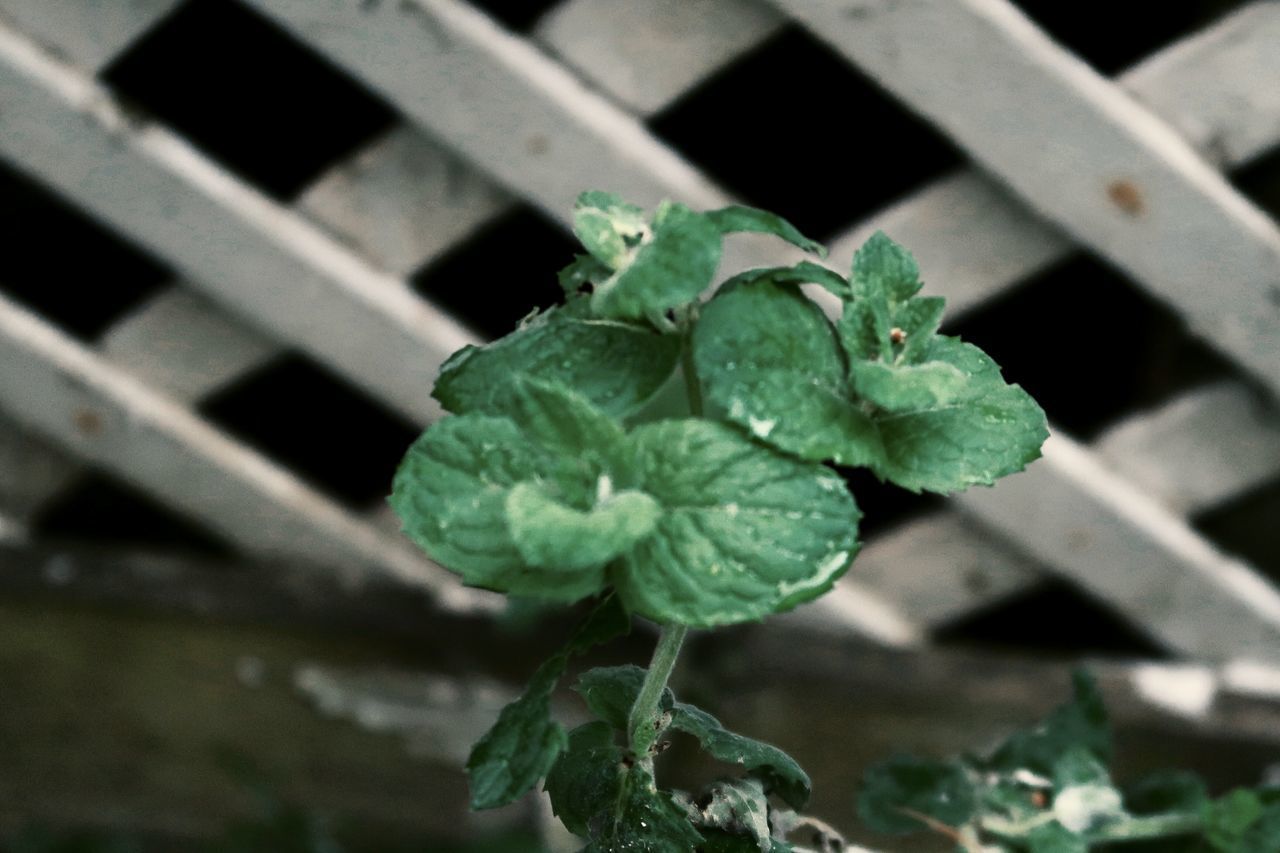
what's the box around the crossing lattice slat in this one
[0,292,493,613]
[0,0,1274,660]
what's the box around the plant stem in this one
[1089,811,1202,842]
[680,321,703,417]
[628,623,688,756]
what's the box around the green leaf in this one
[591,201,723,320]
[573,665,672,732]
[990,671,1111,778]
[616,418,861,627]
[1239,804,1280,852]
[496,377,632,469]
[590,765,704,851]
[392,414,596,600]
[466,655,569,810]
[571,667,808,811]
[851,230,922,304]
[686,778,773,852]
[1026,821,1087,853]
[869,336,1048,494]
[716,262,850,300]
[573,191,649,269]
[704,205,827,258]
[433,306,681,418]
[558,253,612,298]
[467,597,629,810]
[670,700,811,810]
[545,722,625,837]
[695,265,1047,494]
[857,755,976,836]
[1205,789,1265,851]
[507,482,660,571]
[694,279,884,468]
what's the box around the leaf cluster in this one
[391,191,1047,628]
[856,671,1280,852]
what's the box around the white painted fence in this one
[0,0,1278,663]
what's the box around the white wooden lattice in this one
[0,0,1278,662]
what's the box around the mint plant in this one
[388,190,1059,851]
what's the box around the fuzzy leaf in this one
[1204,790,1266,851]
[694,279,883,468]
[571,667,809,811]
[433,306,680,419]
[695,272,1047,493]
[716,262,850,300]
[990,671,1111,777]
[393,381,636,601]
[573,191,648,269]
[466,656,568,810]
[591,201,722,320]
[589,765,703,851]
[466,597,629,810]
[545,722,625,837]
[687,778,773,852]
[558,253,612,298]
[391,414,598,600]
[671,701,811,810]
[865,336,1048,494]
[573,665,672,732]
[857,755,975,835]
[704,205,826,257]
[617,419,860,627]
[506,483,660,571]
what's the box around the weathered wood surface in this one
[776,0,1280,400]
[0,17,472,425]
[0,597,531,845]
[0,294,491,613]
[5,577,1277,847]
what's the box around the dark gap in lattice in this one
[648,24,964,241]
[946,251,1236,440]
[1233,144,1280,226]
[101,0,398,201]
[465,0,563,33]
[34,472,232,556]
[410,205,577,340]
[1010,0,1249,76]
[1193,476,1280,584]
[838,468,942,541]
[198,352,420,510]
[0,160,171,342]
[935,578,1169,659]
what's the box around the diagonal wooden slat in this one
[0,292,492,613]
[244,0,731,221]
[247,0,1280,658]
[0,0,182,69]
[0,19,474,425]
[533,0,782,116]
[957,431,1280,662]
[772,0,1280,401]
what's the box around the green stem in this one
[679,315,703,418]
[627,624,688,756]
[1088,811,1202,842]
